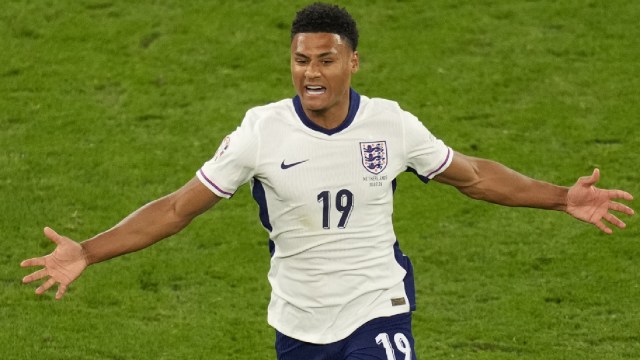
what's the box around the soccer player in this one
[21,3,634,359]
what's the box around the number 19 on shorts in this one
[376,332,412,360]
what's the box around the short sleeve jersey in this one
[197,90,453,344]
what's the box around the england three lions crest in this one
[360,141,388,174]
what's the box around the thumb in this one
[579,168,600,187]
[44,227,65,245]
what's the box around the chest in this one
[254,127,404,206]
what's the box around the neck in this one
[303,92,351,130]
[293,89,360,135]
[304,108,347,129]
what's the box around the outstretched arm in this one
[21,177,220,299]
[433,152,634,233]
[79,177,220,264]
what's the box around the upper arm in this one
[431,151,507,201]
[168,176,222,221]
[433,151,481,190]
[197,114,260,198]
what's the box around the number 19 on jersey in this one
[317,189,354,229]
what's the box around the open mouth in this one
[305,85,326,95]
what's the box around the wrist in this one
[558,186,570,212]
[79,241,95,266]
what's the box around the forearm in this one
[80,196,191,265]
[437,153,569,210]
[80,177,220,266]
[463,159,568,209]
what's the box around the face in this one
[291,33,359,124]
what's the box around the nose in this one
[304,61,320,79]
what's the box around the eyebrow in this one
[294,51,337,59]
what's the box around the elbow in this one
[457,183,489,201]
[455,158,486,200]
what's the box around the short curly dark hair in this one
[291,2,359,50]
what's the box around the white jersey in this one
[197,89,452,344]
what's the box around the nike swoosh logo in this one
[281,159,309,169]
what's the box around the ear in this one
[351,51,360,74]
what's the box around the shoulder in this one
[245,98,294,122]
[359,95,404,114]
[357,95,419,128]
[358,96,419,125]
[234,98,295,133]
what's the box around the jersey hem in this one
[268,307,411,345]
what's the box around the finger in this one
[55,284,68,300]
[603,213,626,229]
[593,219,613,235]
[22,268,49,284]
[43,227,65,245]
[607,190,634,202]
[36,278,57,295]
[20,257,46,268]
[609,201,635,216]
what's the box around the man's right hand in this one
[21,227,88,300]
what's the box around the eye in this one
[322,59,334,65]
[295,58,308,65]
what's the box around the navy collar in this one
[292,88,361,136]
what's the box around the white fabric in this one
[197,93,452,344]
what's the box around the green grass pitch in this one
[2,0,639,359]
